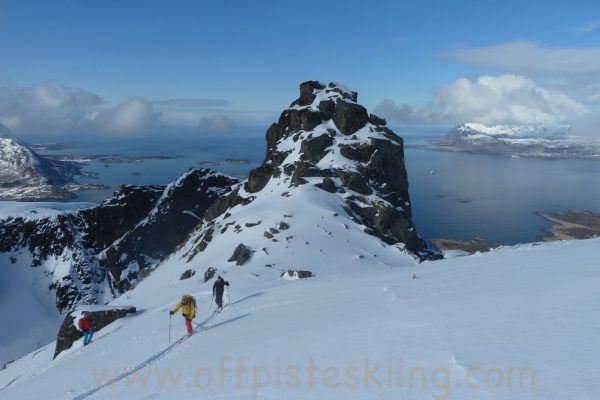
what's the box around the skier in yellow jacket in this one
[170,294,196,335]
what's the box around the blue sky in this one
[1,0,599,136]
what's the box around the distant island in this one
[28,143,74,151]
[199,158,251,167]
[0,123,178,201]
[421,123,600,160]
[48,154,181,164]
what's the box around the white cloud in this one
[0,82,161,135]
[88,97,161,134]
[0,82,102,133]
[0,82,240,135]
[446,41,600,102]
[435,74,587,125]
[197,114,237,133]
[377,74,587,125]
[447,41,600,76]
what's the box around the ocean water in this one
[38,133,600,245]
[406,148,600,244]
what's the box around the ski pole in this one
[208,295,214,314]
[227,286,231,306]
[168,314,172,344]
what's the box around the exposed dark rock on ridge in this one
[100,169,238,292]
[238,81,437,260]
[0,169,239,313]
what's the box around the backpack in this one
[79,317,90,331]
[183,295,196,308]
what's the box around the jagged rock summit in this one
[190,81,436,261]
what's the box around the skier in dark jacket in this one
[212,275,229,311]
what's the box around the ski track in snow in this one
[71,296,252,400]
[71,310,221,400]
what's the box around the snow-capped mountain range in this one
[0,82,598,399]
[0,123,82,200]
[433,122,600,159]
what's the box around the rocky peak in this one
[239,81,436,259]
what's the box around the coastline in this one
[538,210,600,241]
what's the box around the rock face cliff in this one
[0,169,238,313]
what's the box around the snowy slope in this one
[0,252,61,371]
[2,82,598,399]
[455,123,571,139]
[1,235,598,399]
[0,202,97,368]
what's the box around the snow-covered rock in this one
[0,123,81,200]
[202,81,437,260]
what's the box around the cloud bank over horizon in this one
[0,82,243,136]
[376,40,600,136]
[446,41,600,103]
[377,74,587,126]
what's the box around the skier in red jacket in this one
[78,313,94,346]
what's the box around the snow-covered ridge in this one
[457,123,571,139]
[434,122,600,159]
[0,123,82,200]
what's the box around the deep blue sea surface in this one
[36,132,600,245]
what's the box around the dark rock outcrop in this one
[300,134,333,164]
[228,244,253,266]
[369,114,387,126]
[101,169,238,292]
[180,269,196,280]
[54,306,136,358]
[281,270,313,279]
[204,267,217,282]
[315,177,337,193]
[333,101,369,135]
